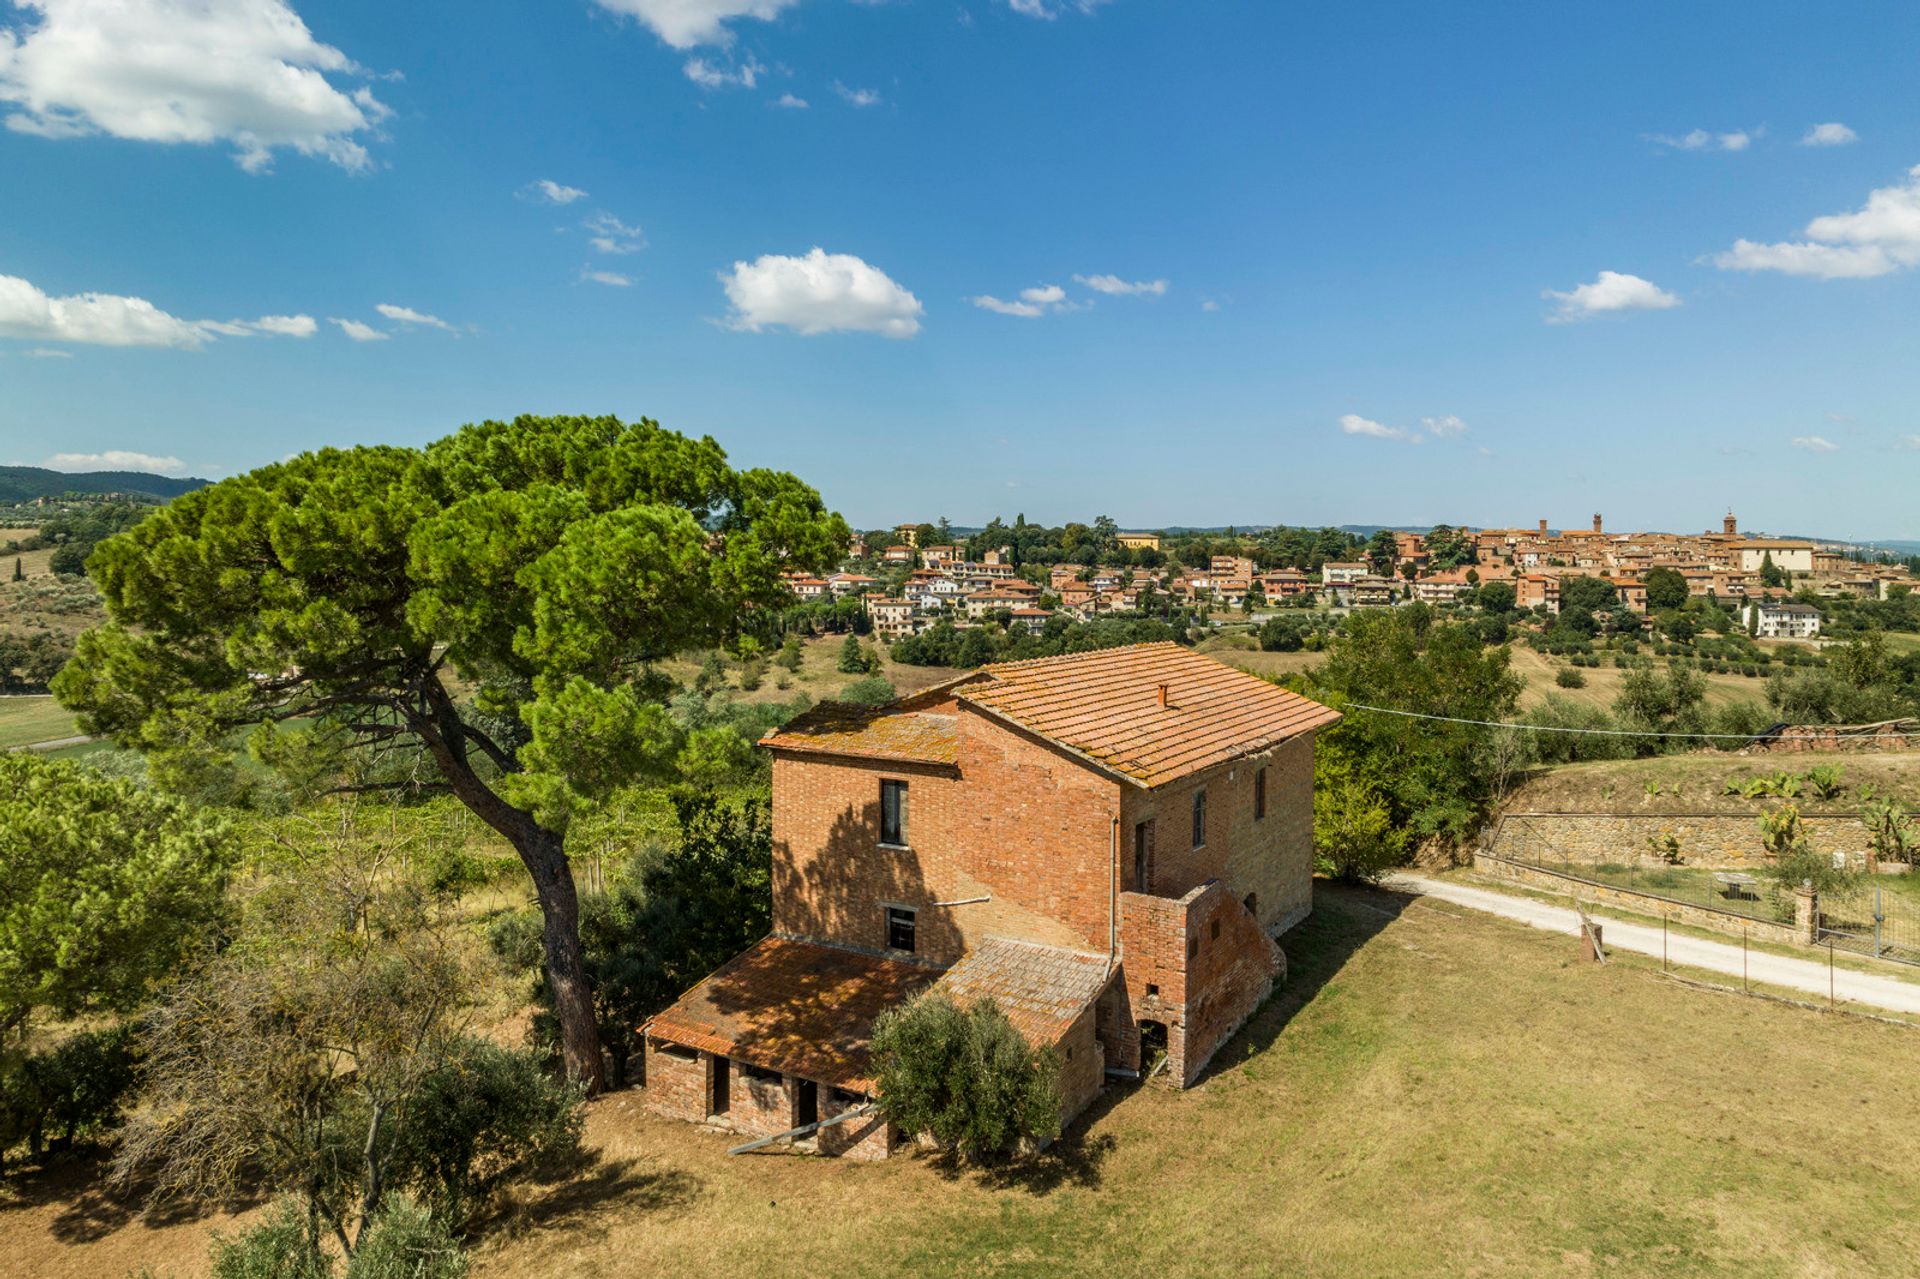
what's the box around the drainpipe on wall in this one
[1108,814,1119,973]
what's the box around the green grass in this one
[0,696,79,749]
[464,884,1920,1279]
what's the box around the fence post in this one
[1793,882,1819,946]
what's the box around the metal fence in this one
[1818,885,1920,966]
[1487,819,1796,926]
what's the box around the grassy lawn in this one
[0,696,79,749]
[7,885,1920,1276]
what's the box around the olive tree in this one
[55,415,846,1090]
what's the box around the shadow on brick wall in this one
[1191,880,1414,1085]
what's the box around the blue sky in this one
[2,1,1918,538]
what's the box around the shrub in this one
[871,993,1061,1161]
[209,1198,332,1279]
[385,1041,584,1229]
[0,1025,137,1164]
[1312,772,1409,880]
[1556,667,1586,689]
[838,676,897,706]
[346,1199,468,1279]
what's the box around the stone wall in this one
[1473,852,1805,946]
[1492,811,1875,869]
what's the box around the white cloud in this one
[583,211,645,255]
[196,312,318,338]
[970,283,1075,318]
[44,449,187,475]
[1898,435,1920,452]
[591,0,799,50]
[250,313,317,336]
[773,92,808,109]
[1338,414,1417,443]
[22,346,72,357]
[1200,299,1220,312]
[1006,0,1112,17]
[1339,412,1470,444]
[523,178,588,204]
[581,269,632,287]
[1800,122,1858,147]
[720,247,922,338]
[1075,273,1168,296]
[375,303,452,330]
[683,54,762,89]
[1646,127,1755,153]
[1712,165,1920,280]
[1790,435,1840,452]
[834,81,881,108]
[0,272,211,347]
[0,0,389,172]
[1542,270,1680,322]
[329,317,388,342]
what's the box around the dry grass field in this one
[9,885,1919,1278]
[0,696,81,749]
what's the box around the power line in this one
[1341,701,1920,743]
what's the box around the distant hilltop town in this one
[780,512,1910,644]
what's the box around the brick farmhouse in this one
[642,642,1338,1158]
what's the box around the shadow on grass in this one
[0,1145,264,1244]
[478,1145,703,1243]
[1191,878,1417,1087]
[920,1089,1126,1196]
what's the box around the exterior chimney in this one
[1156,682,1169,708]
[1593,512,1603,534]
[1538,518,1548,536]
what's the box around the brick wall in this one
[1056,1002,1105,1122]
[1115,881,1282,1085]
[643,1039,710,1122]
[1120,733,1318,936]
[770,709,1124,965]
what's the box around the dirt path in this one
[1387,871,1920,1014]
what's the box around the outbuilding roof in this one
[644,937,935,1092]
[927,937,1112,1047]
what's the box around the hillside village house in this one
[1321,561,1369,585]
[1747,600,1823,640]
[1116,532,1163,552]
[642,643,1339,1159]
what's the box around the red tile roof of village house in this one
[644,937,935,1091]
[761,703,960,766]
[963,642,1339,787]
[927,937,1111,1047]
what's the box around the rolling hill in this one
[0,465,207,504]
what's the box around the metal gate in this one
[1818,885,1920,966]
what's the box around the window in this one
[886,905,917,954]
[1191,789,1207,849]
[880,779,909,846]
[1186,934,1200,960]
[1210,918,1221,941]
[1255,767,1268,820]
[1133,819,1154,892]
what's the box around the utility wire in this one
[1341,701,1920,743]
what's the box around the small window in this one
[886,905,917,954]
[1191,789,1207,849]
[1255,767,1268,820]
[1210,918,1221,941]
[880,780,909,846]
[1187,934,1200,960]
[1145,983,1159,998]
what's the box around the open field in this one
[1506,749,1920,815]
[657,635,967,708]
[11,884,1920,1278]
[0,696,80,749]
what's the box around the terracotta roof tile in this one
[760,704,959,766]
[644,937,935,1091]
[961,642,1339,787]
[928,938,1112,1047]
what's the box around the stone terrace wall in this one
[1492,811,1875,869]
[1473,853,1806,947]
